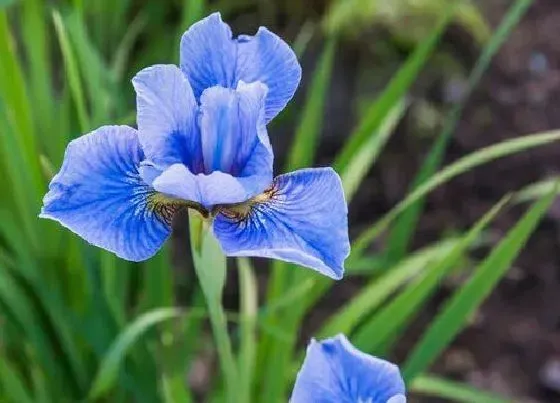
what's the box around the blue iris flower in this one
[291,335,407,403]
[40,13,350,280]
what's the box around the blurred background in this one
[1,0,560,402]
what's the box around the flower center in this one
[148,183,278,225]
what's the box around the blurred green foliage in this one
[0,0,551,402]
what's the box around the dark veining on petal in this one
[213,181,277,221]
[148,192,209,224]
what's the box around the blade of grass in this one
[352,194,510,353]
[318,238,460,338]
[513,176,560,204]
[52,10,90,132]
[88,308,183,400]
[65,11,113,125]
[21,0,59,160]
[341,99,406,200]
[333,1,456,171]
[411,374,513,403]
[352,130,560,259]
[0,265,68,397]
[385,0,533,262]
[0,102,39,246]
[286,36,336,171]
[402,186,556,381]
[0,13,43,210]
[0,358,34,403]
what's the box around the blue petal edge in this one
[213,167,350,280]
[180,12,301,122]
[40,126,170,261]
[291,334,406,403]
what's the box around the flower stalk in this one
[188,210,237,402]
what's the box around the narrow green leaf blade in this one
[0,358,34,403]
[88,308,182,399]
[52,10,90,132]
[411,374,513,403]
[402,187,556,381]
[318,238,460,338]
[286,37,336,170]
[385,0,534,262]
[333,2,455,171]
[352,194,510,353]
[352,130,560,259]
[341,100,406,200]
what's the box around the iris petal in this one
[152,163,267,209]
[235,27,302,122]
[212,167,349,280]
[291,335,406,403]
[180,12,301,122]
[40,126,170,261]
[132,64,201,171]
[199,81,272,179]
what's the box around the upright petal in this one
[180,12,301,122]
[40,126,170,261]
[236,26,302,121]
[179,13,236,96]
[213,168,349,279]
[199,82,273,180]
[132,64,202,171]
[152,163,268,209]
[291,335,406,403]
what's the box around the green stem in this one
[188,211,238,402]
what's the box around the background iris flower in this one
[40,12,350,280]
[291,335,407,403]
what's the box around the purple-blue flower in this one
[291,335,406,403]
[40,13,350,279]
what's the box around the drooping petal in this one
[213,167,349,279]
[180,12,301,122]
[199,82,272,180]
[40,126,170,261]
[132,64,202,171]
[152,163,268,209]
[291,335,406,403]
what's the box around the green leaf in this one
[333,2,454,171]
[286,36,336,171]
[189,211,237,402]
[0,0,17,8]
[352,130,560,259]
[411,374,513,403]
[513,176,560,204]
[318,238,460,338]
[65,11,113,126]
[88,308,182,400]
[0,358,34,403]
[237,258,258,403]
[402,186,556,381]
[52,10,90,132]
[189,211,227,301]
[352,194,510,353]
[341,100,406,200]
[385,0,534,262]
